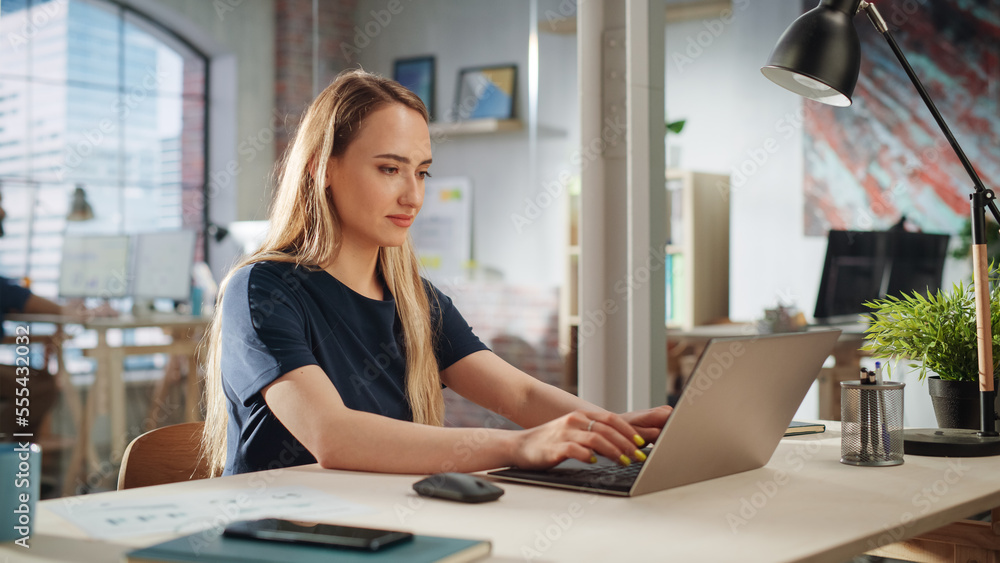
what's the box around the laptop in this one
[488,330,841,496]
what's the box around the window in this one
[0,0,207,298]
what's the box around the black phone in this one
[223,518,414,551]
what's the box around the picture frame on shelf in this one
[393,55,436,121]
[453,64,517,121]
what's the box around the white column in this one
[577,1,666,412]
[626,0,666,411]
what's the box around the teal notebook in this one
[125,529,491,563]
[785,420,826,436]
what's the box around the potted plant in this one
[666,118,686,168]
[863,265,1000,430]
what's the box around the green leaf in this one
[666,119,686,135]
[862,262,1000,383]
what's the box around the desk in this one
[669,324,868,420]
[7,424,1000,562]
[7,314,209,496]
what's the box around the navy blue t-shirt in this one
[0,276,32,338]
[220,261,488,475]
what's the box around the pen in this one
[860,368,871,459]
[867,368,879,458]
[875,361,890,456]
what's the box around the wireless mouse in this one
[412,473,505,503]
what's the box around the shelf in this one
[664,170,731,330]
[536,1,733,36]
[539,16,576,35]
[428,118,522,137]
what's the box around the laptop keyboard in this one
[557,460,645,484]
[488,455,649,494]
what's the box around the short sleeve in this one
[0,276,31,313]
[221,264,319,406]
[428,282,489,370]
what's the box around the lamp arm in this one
[861,2,998,435]
[861,2,1000,225]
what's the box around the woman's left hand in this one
[621,405,673,443]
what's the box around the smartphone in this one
[223,518,414,551]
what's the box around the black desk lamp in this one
[761,0,1000,456]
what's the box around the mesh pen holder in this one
[841,380,905,466]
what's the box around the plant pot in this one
[927,376,999,430]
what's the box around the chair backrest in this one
[117,421,210,490]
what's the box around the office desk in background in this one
[7,425,1000,562]
[7,313,209,495]
[668,323,868,420]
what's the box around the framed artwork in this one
[393,56,436,120]
[454,64,517,121]
[801,0,1000,236]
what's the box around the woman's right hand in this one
[510,410,648,470]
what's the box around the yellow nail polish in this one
[634,449,647,462]
[633,435,646,447]
[618,454,631,466]
[589,455,598,464]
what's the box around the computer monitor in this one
[58,235,131,299]
[130,230,198,302]
[814,230,950,324]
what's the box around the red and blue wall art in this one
[803,0,1000,236]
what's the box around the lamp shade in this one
[760,0,863,107]
[67,184,94,221]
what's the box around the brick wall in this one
[182,58,206,261]
[273,0,358,159]
[442,282,564,429]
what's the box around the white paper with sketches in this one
[45,486,372,539]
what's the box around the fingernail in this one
[633,435,646,447]
[634,449,647,462]
[618,454,631,466]
[589,455,597,464]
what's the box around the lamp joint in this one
[860,2,888,33]
[971,189,996,202]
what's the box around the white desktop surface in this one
[6,424,1000,562]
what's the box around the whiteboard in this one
[410,177,473,284]
[58,235,131,298]
[131,230,198,300]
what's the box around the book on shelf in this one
[124,529,491,563]
[666,253,684,326]
[785,420,826,436]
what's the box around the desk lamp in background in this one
[67,184,95,222]
[761,0,1000,456]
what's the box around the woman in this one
[201,69,672,477]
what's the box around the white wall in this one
[353,0,578,287]
[666,0,826,323]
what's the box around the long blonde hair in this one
[201,69,441,477]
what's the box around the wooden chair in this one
[117,421,210,490]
